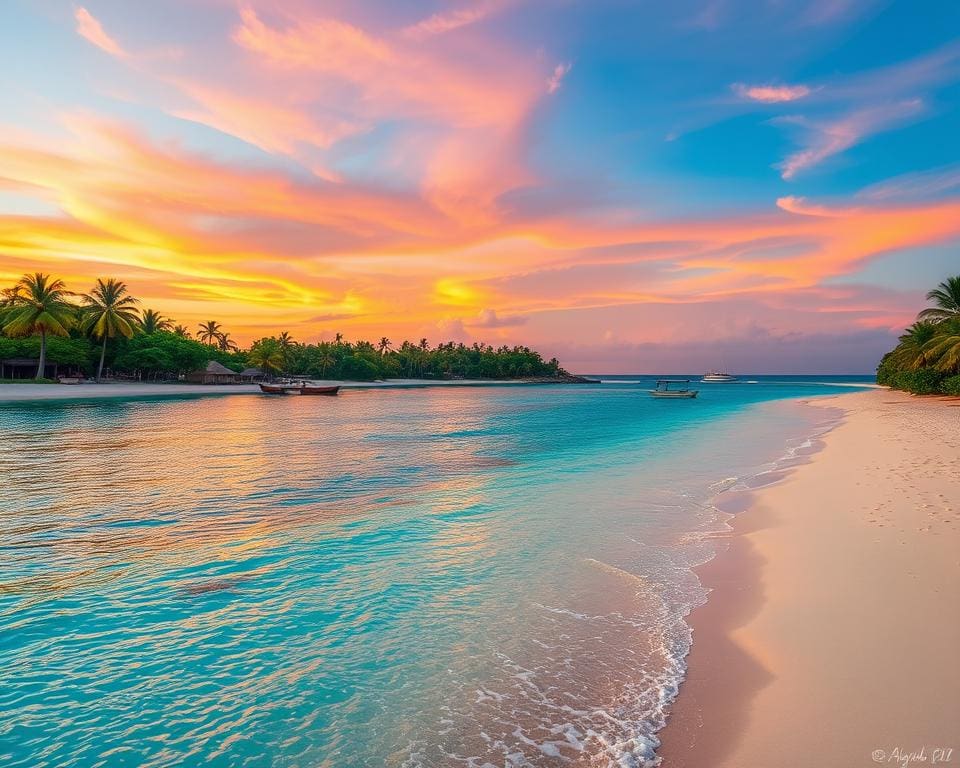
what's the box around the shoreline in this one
[0,376,595,403]
[656,389,960,766]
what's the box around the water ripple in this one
[0,382,859,766]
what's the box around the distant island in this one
[0,271,585,384]
[877,275,960,395]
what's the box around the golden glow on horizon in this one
[2,116,959,345]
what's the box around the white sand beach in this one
[657,388,960,766]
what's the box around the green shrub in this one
[888,368,944,395]
[941,374,960,396]
[876,353,897,386]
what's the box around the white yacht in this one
[701,372,738,382]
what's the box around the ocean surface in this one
[0,376,872,767]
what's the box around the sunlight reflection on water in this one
[0,380,861,767]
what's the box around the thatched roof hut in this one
[186,360,240,384]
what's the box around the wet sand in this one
[657,389,960,766]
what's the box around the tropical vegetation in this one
[81,278,141,382]
[0,272,566,382]
[0,273,76,379]
[877,275,960,396]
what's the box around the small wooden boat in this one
[261,380,340,396]
[298,384,340,396]
[650,379,699,398]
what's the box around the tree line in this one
[0,272,565,382]
[876,275,960,395]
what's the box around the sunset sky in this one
[1,0,958,372]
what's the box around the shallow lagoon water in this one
[0,376,871,766]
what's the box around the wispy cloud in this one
[858,163,960,201]
[799,0,864,26]
[732,82,812,103]
[687,0,725,30]
[228,5,548,218]
[547,63,572,94]
[74,7,127,58]
[776,196,850,217]
[777,99,924,180]
[403,0,511,40]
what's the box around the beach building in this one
[239,367,266,383]
[186,360,240,385]
[1,357,61,380]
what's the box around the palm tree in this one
[172,324,190,338]
[217,332,239,352]
[378,336,392,355]
[1,284,24,308]
[921,320,960,373]
[197,320,223,346]
[247,340,285,376]
[81,278,141,382]
[890,322,939,370]
[2,273,76,379]
[416,337,430,376]
[334,332,344,345]
[0,285,25,328]
[277,330,295,365]
[317,343,335,377]
[917,276,960,323]
[140,308,173,334]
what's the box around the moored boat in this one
[298,384,340,396]
[649,379,699,398]
[701,371,738,382]
[261,380,340,396]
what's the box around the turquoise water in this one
[0,377,872,767]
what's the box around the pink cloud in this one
[777,99,923,179]
[74,7,127,58]
[402,0,512,40]
[547,63,573,94]
[469,308,528,328]
[171,80,366,157]
[732,82,812,103]
[231,7,538,130]
[858,164,960,201]
[776,196,850,218]
[60,3,556,222]
[225,5,547,216]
